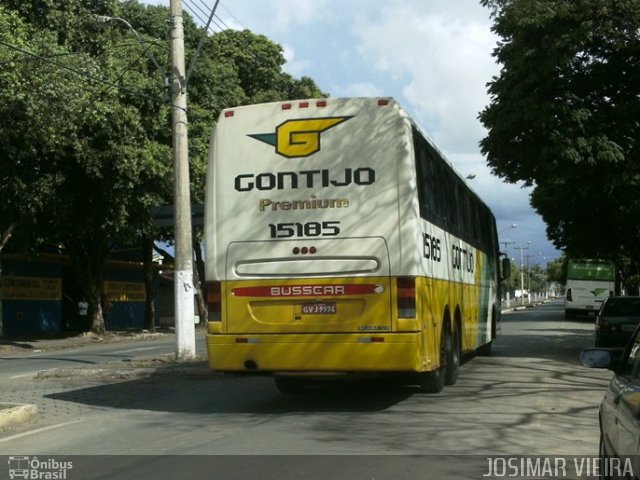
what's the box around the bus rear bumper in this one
[206,332,423,373]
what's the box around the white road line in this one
[8,373,34,379]
[0,420,83,443]
[111,346,167,354]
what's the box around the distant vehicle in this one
[564,259,615,319]
[204,97,510,393]
[595,296,640,354]
[581,327,640,478]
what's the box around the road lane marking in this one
[111,346,167,354]
[0,419,83,443]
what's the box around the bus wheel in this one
[417,329,447,393]
[274,376,305,394]
[417,369,444,393]
[445,322,460,386]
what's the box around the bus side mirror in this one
[501,257,511,280]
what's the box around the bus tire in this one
[417,368,445,393]
[445,321,460,386]
[417,328,447,393]
[274,376,305,394]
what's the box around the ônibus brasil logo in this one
[248,116,352,158]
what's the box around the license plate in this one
[302,302,337,315]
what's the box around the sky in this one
[147,0,561,266]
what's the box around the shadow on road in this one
[492,329,594,363]
[496,302,596,363]
[46,365,413,415]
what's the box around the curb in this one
[35,360,213,380]
[37,367,158,380]
[0,403,38,430]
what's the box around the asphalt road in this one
[0,300,613,480]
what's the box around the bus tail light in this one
[566,288,572,302]
[397,277,416,318]
[207,281,222,321]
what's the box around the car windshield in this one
[603,299,640,316]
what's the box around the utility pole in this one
[500,240,516,258]
[170,0,196,359]
[514,244,530,306]
[524,254,533,302]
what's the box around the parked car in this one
[595,296,640,353]
[581,327,640,478]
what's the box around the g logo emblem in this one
[249,116,352,158]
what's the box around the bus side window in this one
[413,128,439,223]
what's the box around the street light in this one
[498,223,518,235]
[498,224,517,258]
[96,15,170,94]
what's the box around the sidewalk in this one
[0,328,174,355]
[502,299,550,314]
[0,327,198,433]
[0,357,212,434]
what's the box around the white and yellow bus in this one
[204,97,509,393]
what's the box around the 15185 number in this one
[269,221,340,238]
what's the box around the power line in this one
[213,14,231,31]
[0,41,154,66]
[0,40,186,112]
[184,0,222,85]
[0,49,86,67]
[95,42,157,99]
[196,0,231,30]
[220,1,246,29]
[183,0,218,33]
[182,0,230,34]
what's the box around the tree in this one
[545,256,566,286]
[480,0,640,269]
[0,1,171,334]
[0,0,328,334]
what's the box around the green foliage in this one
[0,0,327,333]
[480,0,640,272]
[545,255,566,285]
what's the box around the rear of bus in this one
[204,98,424,380]
[564,259,615,319]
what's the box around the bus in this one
[204,97,509,393]
[565,258,616,319]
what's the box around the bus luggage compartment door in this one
[224,237,392,334]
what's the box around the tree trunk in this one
[143,236,156,332]
[89,289,106,335]
[68,237,108,335]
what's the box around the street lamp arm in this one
[498,223,518,235]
